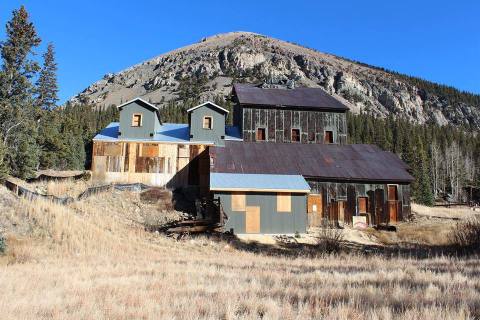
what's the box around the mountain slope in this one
[70,32,480,128]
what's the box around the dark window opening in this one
[256,128,266,141]
[324,131,333,144]
[203,116,212,129]
[291,129,300,142]
[308,131,315,142]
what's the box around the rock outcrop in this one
[69,32,480,128]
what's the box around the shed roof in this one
[210,141,414,183]
[233,84,349,111]
[210,173,310,193]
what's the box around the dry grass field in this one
[1,184,480,320]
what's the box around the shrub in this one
[0,233,6,255]
[315,227,344,253]
[450,216,480,253]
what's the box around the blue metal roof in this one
[210,173,311,193]
[93,122,242,143]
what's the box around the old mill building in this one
[92,83,414,234]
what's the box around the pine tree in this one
[0,6,41,178]
[36,43,58,110]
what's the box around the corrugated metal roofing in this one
[93,122,242,143]
[233,83,349,111]
[210,141,414,183]
[210,173,311,193]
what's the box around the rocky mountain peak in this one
[70,32,480,129]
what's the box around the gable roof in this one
[210,173,310,193]
[117,97,161,124]
[186,101,229,114]
[233,83,349,112]
[210,141,414,183]
[117,97,159,110]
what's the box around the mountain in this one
[70,32,480,129]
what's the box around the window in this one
[358,197,368,214]
[132,113,142,127]
[324,131,333,144]
[308,131,316,142]
[277,193,291,212]
[256,128,266,141]
[203,116,212,129]
[291,128,300,142]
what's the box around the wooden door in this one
[245,206,260,233]
[388,202,397,223]
[375,189,384,224]
[307,194,323,227]
[387,185,398,223]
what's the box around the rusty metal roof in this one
[210,141,414,183]
[233,83,349,111]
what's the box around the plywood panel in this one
[338,201,346,222]
[308,194,322,213]
[388,201,398,223]
[245,206,260,233]
[277,192,291,212]
[231,192,246,211]
[142,144,159,157]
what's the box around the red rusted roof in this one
[210,141,414,183]
[233,83,349,111]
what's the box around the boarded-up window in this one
[245,206,260,233]
[308,194,322,213]
[142,144,159,157]
[358,197,368,214]
[231,192,246,211]
[277,192,291,212]
[324,131,333,144]
[132,114,142,127]
[256,128,266,141]
[291,129,300,142]
[203,116,212,129]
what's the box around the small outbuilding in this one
[210,173,310,234]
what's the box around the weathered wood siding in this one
[92,141,207,187]
[240,106,347,144]
[306,180,410,226]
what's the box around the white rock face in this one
[69,31,480,128]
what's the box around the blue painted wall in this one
[118,101,161,139]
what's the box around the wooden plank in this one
[245,206,260,233]
[231,192,246,211]
[277,192,291,212]
[388,201,398,223]
[388,185,398,201]
[103,143,122,156]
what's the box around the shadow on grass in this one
[186,232,479,260]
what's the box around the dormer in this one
[187,101,229,146]
[118,98,161,139]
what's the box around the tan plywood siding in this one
[231,192,246,211]
[277,192,291,212]
[245,206,260,233]
[358,197,368,214]
[308,194,322,213]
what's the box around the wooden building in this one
[232,83,348,144]
[91,99,240,189]
[92,83,413,234]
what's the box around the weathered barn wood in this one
[240,107,347,144]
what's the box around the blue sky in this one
[1,0,479,103]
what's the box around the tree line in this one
[347,113,480,205]
[0,6,117,179]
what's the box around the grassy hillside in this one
[1,183,479,319]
